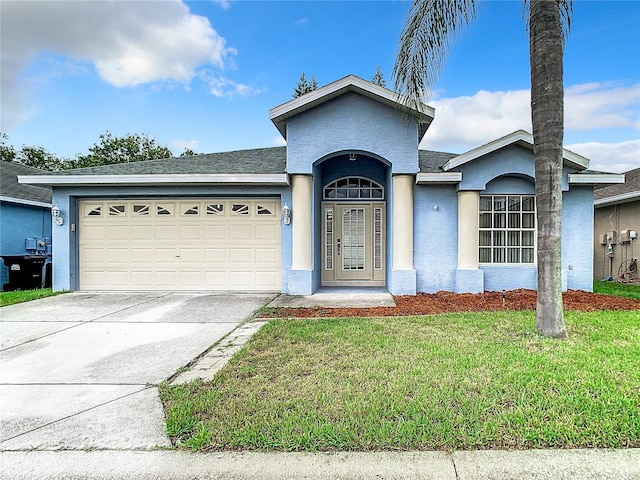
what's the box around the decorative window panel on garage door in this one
[78,199,281,291]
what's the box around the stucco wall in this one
[562,186,594,291]
[414,185,458,293]
[286,92,419,175]
[0,202,52,288]
[50,185,291,292]
[593,200,640,281]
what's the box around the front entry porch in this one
[268,286,395,308]
[321,202,386,287]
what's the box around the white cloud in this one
[273,136,287,146]
[171,139,200,153]
[421,89,531,151]
[421,83,640,163]
[294,18,308,27]
[201,73,266,98]
[213,0,231,10]
[566,140,640,174]
[565,83,640,131]
[1,0,237,129]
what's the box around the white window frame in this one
[478,194,536,265]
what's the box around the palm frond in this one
[393,0,477,113]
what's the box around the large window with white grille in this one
[479,195,535,264]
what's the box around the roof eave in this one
[594,190,640,207]
[415,172,462,184]
[442,130,590,171]
[568,173,626,186]
[18,174,290,187]
[0,195,52,208]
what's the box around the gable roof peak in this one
[269,74,435,141]
[441,130,590,171]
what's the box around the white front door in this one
[322,202,385,285]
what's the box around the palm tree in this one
[394,0,572,338]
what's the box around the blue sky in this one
[1,0,639,173]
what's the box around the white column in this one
[393,174,414,269]
[457,191,479,269]
[291,174,312,270]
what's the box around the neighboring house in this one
[0,161,53,289]
[593,167,640,282]
[19,75,623,295]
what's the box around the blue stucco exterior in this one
[0,201,52,289]
[287,93,418,175]
[44,78,601,295]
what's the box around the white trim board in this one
[0,196,52,208]
[18,174,290,186]
[442,130,590,171]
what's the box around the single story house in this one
[593,167,639,281]
[19,75,624,295]
[1,161,52,289]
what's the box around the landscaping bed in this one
[257,288,640,319]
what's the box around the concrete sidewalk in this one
[267,287,396,308]
[2,449,639,479]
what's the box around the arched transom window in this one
[323,177,384,200]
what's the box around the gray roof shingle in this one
[38,147,287,176]
[594,167,640,201]
[0,162,52,204]
[419,150,459,172]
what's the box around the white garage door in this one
[79,198,281,291]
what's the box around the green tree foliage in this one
[393,0,572,338]
[73,132,173,169]
[372,66,386,87]
[1,131,176,171]
[179,148,199,157]
[293,72,318,98]
[1,132,65,170]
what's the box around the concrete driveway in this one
[0,292,274,451]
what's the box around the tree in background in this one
[72,131,173,169]
[293,72,318,98]
[1,131,175,171]
[179,148,199,157]
[393,0,571,338]
[1,132,65,170]
[372,66,386,87]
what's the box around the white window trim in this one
[478,194,537,266]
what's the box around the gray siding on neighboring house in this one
[593,168,640,281]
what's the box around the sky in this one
[1,0,639,173]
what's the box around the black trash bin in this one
[1,255,47,291]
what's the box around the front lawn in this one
[160,310,640,451]
[594,280,640,300]
[0,288,62,307]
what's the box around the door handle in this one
[337,238,341,256]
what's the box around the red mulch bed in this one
[260,289,640,318]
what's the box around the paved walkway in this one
[267,287,396,308]
[2,449,639,479]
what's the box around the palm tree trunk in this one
[529,0,567,338]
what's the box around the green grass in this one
[160,310,640,451]
[0,288,62,307]
[594,280,640,300]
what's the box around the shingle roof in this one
[594,167,640,201]
[0,161,52,204]
[38,147,287,176]
[419,150,459,173]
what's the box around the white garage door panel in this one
[79,199,281,291]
